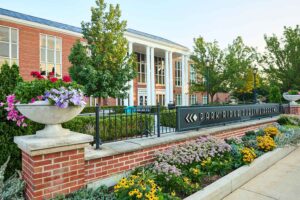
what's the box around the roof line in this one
[0,7,189,50]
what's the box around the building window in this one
[155,56,165,85]
[175,61,182,86]
[190,64,197,83]
[40,34,62,77]
[136,52,146,83]
[176,94,182,106]
[156,94,165,105]
[202,95,208,105]
[117,98,124,106]
[0,26,18,66]
[190,94,197,105]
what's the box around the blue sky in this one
[1,0,299,51]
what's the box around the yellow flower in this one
[171,191,176,196]
[240,147,256,163]
[257,135,276,152]
[183,177,191,184]
[191,168,200,175]
[264,126,279,137]
[137,192,143,198]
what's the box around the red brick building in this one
[0,8,229,106]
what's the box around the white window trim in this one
[190,94,197,105]
[40,33,62,77]
[0,25,19,66]
[136,52,147,83]
[155,56,165,85]
[175,61,182,86]
[176,94,182,106]
[202,95,208,105]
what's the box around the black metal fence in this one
[90,103,283,149]
[92,104,176,149]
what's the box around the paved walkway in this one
[223,147,300,200]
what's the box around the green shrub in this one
[63,114,154,142]
[160,110,176,128]
[15,79,82,104]
[51,185,115,200]
[277,115,300,126]
[268,86,282,103]
[81,106,125,114]
[0,63,44,179]
[0,157,25,200]
[288,90,299,95]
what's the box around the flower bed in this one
[47,124,300,200]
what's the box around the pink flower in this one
[3,94,27,127]
[30,98,36,103]
[0,102,4,107]
[37,96,43,100]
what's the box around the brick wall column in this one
[14,133,93,200]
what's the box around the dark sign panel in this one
[176,104,280,132]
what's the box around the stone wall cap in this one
[14,132,93,155]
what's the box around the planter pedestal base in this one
[36,124,70,138]
[14,132,93,200]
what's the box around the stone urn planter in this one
[16,101,84,138]
[283,92,300,105]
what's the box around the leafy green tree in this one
[264,26,300,91]
[190,36,227,103]
[69,0,136,101]
[68,41,90,86]
[223,37,259,96]
[268,86,282,103]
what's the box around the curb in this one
[184,146,296,200]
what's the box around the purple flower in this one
[44,87,85,109]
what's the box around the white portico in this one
[123,30,190,107]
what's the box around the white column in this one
[150,47,156,105]
[185,55,189,105]
[128,42,134,106]
[169,52,173,103]
[181,55,186,106]
[165,51,169,106]
[146,46,152,105]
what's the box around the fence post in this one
[176,106,179,132]
[95,104,101,149]
[157,103,161,137]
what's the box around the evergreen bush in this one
[0,63,43,179]
[268,86,282,103]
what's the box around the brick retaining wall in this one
[18,119,277,200]
[22,149,86,200]
[85,120,276,185]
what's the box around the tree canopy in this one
[264,25,300,91]
[69,0,136,99]
[190,36,227,102]
[223,36,260,94]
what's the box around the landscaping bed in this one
[50,119,300,200]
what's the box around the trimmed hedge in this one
[160,110,176,128]
[63,114,155,142]
[81,106,125,114]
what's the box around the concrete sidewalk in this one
[223,147,300,200]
